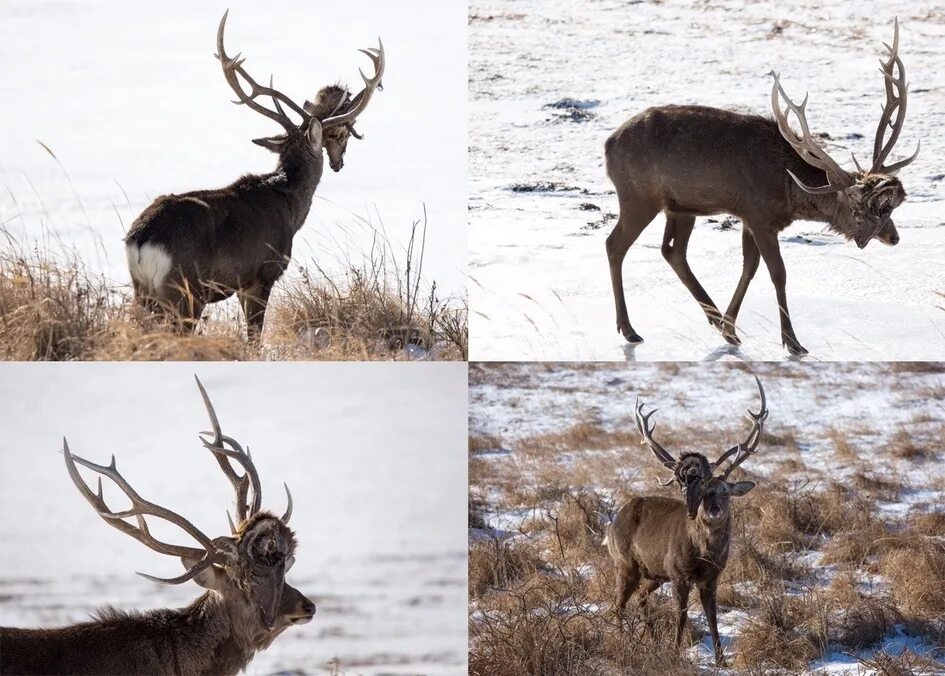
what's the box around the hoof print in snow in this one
[710,216,740,232]
[578,202,600,211]
[508,181,589,194]
[543,98,599,124]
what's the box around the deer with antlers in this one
[125,10,384,339]
[605,376,768,666]
[0,377,312,676]
[605,19,918,355]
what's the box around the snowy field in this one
[469,0,945,361]
[0,363,468,675]
[469,362,945,674]
[0,0,466,294]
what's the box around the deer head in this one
[770,18,918,249]
[215,10,384,172]
[62,376,314,638]
[634,375,768,520]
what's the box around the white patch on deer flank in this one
[126,241,172,294]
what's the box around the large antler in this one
[63,439,222,585]
[771,72,856,194]
[712,376,768,480]
[215,10,311,132]
[195,376,292,532]
[870,18,920,174]
[320,39,385,131]
[634,399,678,486]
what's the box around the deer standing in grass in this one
[605,20,918,355]
[125,11,384,340]
[0,377,313,676]
[606,376,767,666]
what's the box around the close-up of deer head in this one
[0,377,313,676]
[771,18,918,249]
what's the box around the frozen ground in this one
[469,362,945,674]
[0,0,466,294]
[0,363,467,675]
[469,0,945,361]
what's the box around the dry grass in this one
[881,541,945,617]
[0,224,466,361]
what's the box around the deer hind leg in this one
[751,228,808,356]
[699,582,725,666]
[614,561,641,625]
[722,226,761,346]
[606,197,659,344]
[637,578,661,638]
[162,280,205,334]
[238,282,274,344]
[672,581,691,649]
[661,213,723,331]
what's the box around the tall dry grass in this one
[0,216,466,360]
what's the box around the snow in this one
[0,363,468,675]
[469,362,945,674]
[0,0,467,295]
[469,0,945,361]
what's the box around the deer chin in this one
[874,220,900,246]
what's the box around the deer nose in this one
[302,599,316,618]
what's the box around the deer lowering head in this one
[607,376,768,666]
[0,377,313,676]
[771,18,917,249]
[216,9,384,173]
[604,18,919,356]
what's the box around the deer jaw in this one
[304,84,355,172]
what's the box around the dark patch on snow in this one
[578,202,600,211]
[508,181,590,194]
[544,98,600,124]
[929,174,944,182]
[582,212,617,232]
[708,216,740,231]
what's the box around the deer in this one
[605,376,767,666]
[125,10,385,340]
[0,376,313,676]
[604,19,919,355]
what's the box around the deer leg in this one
[672,581,691,649]
[606,200,659,344]
[238,283,273,343]
[699,583,724,666]
[752,229,808,355]
[614,561,641,625]
[722,226,761,345]
[637,578,661,639]
[661,213,724,331]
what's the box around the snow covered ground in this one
[0,363,468,675]
[469,0,945,361]
[0,0,467,294]
[469,362,945,674]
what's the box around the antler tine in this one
[63,438,220,585]
[634,398,677,469]
[282,483,293,524]
[770,71,856,194]
[194,376,262,526]
[716,376,769,480]
[321,37,385,129]
[215,10,310,132]
[871,18,919,174]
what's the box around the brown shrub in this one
[469,539,544,600]
[881,541,945,616]
[889,429,936,461]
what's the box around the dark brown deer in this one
[606,376,767,666]
[605,19,918,355]
[0,377,313,676]
[125,11,384,339]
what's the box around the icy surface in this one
[0,363,467,675]
[0,0,467,293]
[469,0,945,361]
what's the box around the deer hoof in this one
[785,340,809,356]
[722,331,741,346]
[621,329,644,345]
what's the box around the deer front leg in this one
[699,582,724,666]
[239,282,274,343]
[752,228,808,355]
[672,581,691,649]
[662,213,724,331]
[722,226,761,345]
[606,201,658,344]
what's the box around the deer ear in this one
[180,557,225,590]
[727,481,756,497]
[252,135,289,153]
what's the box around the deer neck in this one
[688,514,732,568]
[789,183,839,225]
[177,591,267,675]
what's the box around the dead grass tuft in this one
[881,541,945,616]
